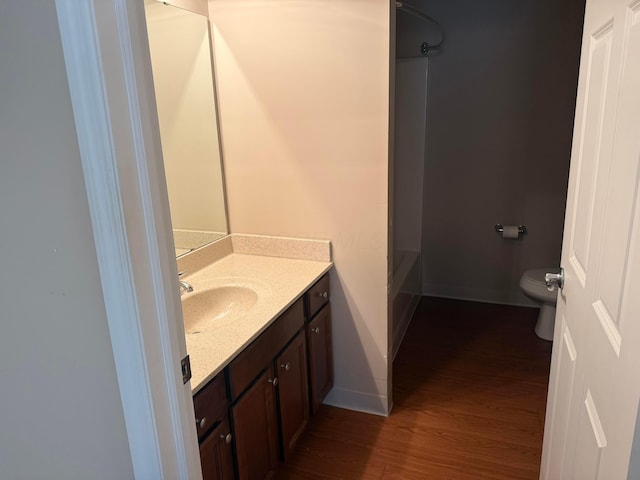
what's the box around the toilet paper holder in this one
[495,224,527,235]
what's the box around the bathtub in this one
[391,250,421,359]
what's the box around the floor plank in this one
[279,297,552,479]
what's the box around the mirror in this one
[145,0,228,257]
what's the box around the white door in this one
[541,0,640,477]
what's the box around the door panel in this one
[544,317,584,479]
[573,390,607,478]
[545,318,576,475]
[569,21,614,285]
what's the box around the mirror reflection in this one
[145,0,227,257]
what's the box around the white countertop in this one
[183,253,332,394]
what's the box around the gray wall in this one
[0,2,134,478]
[398,0,585,305]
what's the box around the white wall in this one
[0,2,134,478]
[401,0,585,305]
[210,0,392,414]
[146,2,227,234]
[393,59,427,258]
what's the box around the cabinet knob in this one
[318,291,328,299]
[196,417,207,430]
[281,362,292,372]
[220,433,232,445]
[268,377,279,387]
[312,327,320,334]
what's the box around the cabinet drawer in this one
[228,298,304,400]
[194,371,229,442]
[305,274,330,319]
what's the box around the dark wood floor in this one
[279,297,553,479]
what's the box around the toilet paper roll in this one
[502,226,520,239]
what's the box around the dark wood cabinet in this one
[194,371,235,480]
[231,368,279,480]
[229,299,307,477]
[199,417,235,480]
[306,303,333,414]
[304,274,333,415]
[276,332,309,459]
[194,272,333,478]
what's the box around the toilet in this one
[519,268,559,341]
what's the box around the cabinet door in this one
[276,331,309,460]
[232,368,278,480]
[307,304,333,414]
[199,417,234,480]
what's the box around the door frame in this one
[55,1,201,478]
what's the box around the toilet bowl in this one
[519,268,559,341]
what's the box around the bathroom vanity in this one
[179,236,333,480]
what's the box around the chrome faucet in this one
[178,271,193,296]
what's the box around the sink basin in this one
[181,286,258,333]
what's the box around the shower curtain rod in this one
[396,1,444,55]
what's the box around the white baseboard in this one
[323,386,390,417]
[422,283,538,308]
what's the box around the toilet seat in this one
[520,268,559,304]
